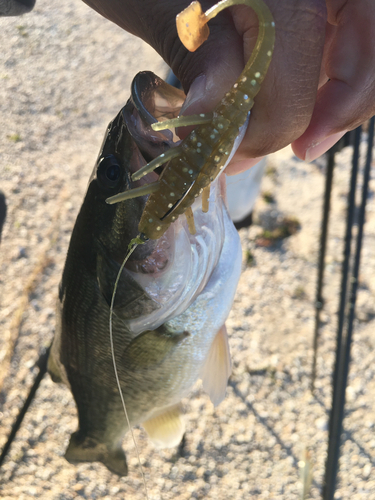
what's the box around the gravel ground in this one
[1,1,375,499]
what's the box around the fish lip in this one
[122,71,185,175]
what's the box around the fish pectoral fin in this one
[142,404,185,449]
[123,325,189,370]
[65,431,128,476]
[200,324,232,407]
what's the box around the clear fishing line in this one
[109,238,149,500]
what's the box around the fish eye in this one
[97,155,121,189]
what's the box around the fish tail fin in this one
[65,431,128,476]
[142,403,185,449]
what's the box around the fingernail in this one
[180,74,207,115]
[305,132,347,162]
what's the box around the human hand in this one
[82,0,375,174]
[291,0,375,164]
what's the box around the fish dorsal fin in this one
[200,324,232,407]
[142,404,185,449]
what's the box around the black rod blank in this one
[311,145,336,391]
[323,117,374,499]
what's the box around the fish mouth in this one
[125,229,173,274]
[122,72,185,274]
[122,71,185,176]
[114,73,230,333]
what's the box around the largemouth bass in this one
[48,72,242,476]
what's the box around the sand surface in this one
[1,1,375,499]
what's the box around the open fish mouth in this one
[120,71,246,279]
[123,71,185,176]
[100,72,228,332]
[118,72,185,273]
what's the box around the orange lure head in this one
[176,1,209,52]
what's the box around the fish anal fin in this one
[142,404,185,449]
[65,431,128,476]
[200,324,232,407]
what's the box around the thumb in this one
[176,26,245,118]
